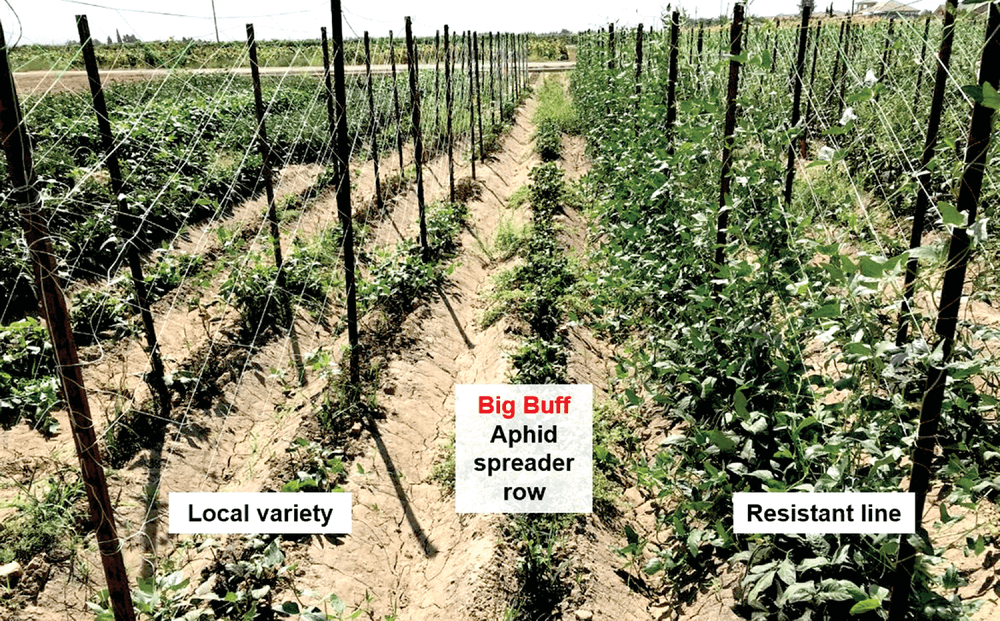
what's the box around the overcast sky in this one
[2,0,945,46]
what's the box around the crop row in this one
[572,9,998,620]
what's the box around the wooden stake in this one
[329,0,359,388]
[434,30,441,151]
[713,3,744,294]
[783,1,812,207]
[666,12,680,146]
[246,24,284,283]
[888,5,998,617]
[0,18,136,621]
[874,17,895,103]
[445,25,455,201]
[405,17,428,257]
[321,27,337,144]
[76,14,170,420]
[912,16,931,111]
[474,32,484,159]
[390,30,404,172]
[633,23,644,137]
[801,20,822,158]
[468,32,476,179]
[364,32,383,213]
[896,0,958,347]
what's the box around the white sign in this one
[734,492,915,534]
[168,492,352,534]
[455,384,593,513]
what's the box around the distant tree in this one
[116,28,121,44]
[107,36,112,45]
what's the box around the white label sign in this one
[734,492,915,534]
[168,492,352,534]
[455,384,592,513]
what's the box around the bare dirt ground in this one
[1,72,662,621]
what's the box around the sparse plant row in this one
[480,155,607,619]
[84,190,483,621]
[0,91,516,616]
[0,62,483,320]
[2,25,528,324]
[572,12,999,620]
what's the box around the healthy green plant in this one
[569,22,998,619]
[282,437,347,493]
[145,251,205,303]
[0,317,61,434]
[71,286,134,346]
[220,255,292,340]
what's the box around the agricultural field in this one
[7,33,573,72]
[0,1,999,621]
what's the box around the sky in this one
[1,0,947,46]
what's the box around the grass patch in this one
[531,76,579,160]
[508,185,530,210]
[0,469,86,566]
[429,433,456,495]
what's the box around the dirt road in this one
[13,61,575,95]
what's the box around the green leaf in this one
[963,81,1000,109]
[798,557,828,572]
[624,523,640,546]
[747,569,776,603]
[782,580,817,604]
[250,585,270,599]
[643,557,664,575]
[161,571,188,590]
[810,302,841,318]
[329,593,347,614]
[710,430,736,452]
[262,541,284,568]
[776,559,796,585]
[850,598,882,614]
[734,389,748,416]
[858,256,884,278]
[938,201,964,227]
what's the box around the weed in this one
[429,433,456,494]
[0,470,85,566]
[504,514,574,620]
[508,185,530,210]
[493,218,532,262]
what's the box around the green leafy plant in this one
[0,317,61,434]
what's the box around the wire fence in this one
[572,3,999,618]
[0,4,533,617]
